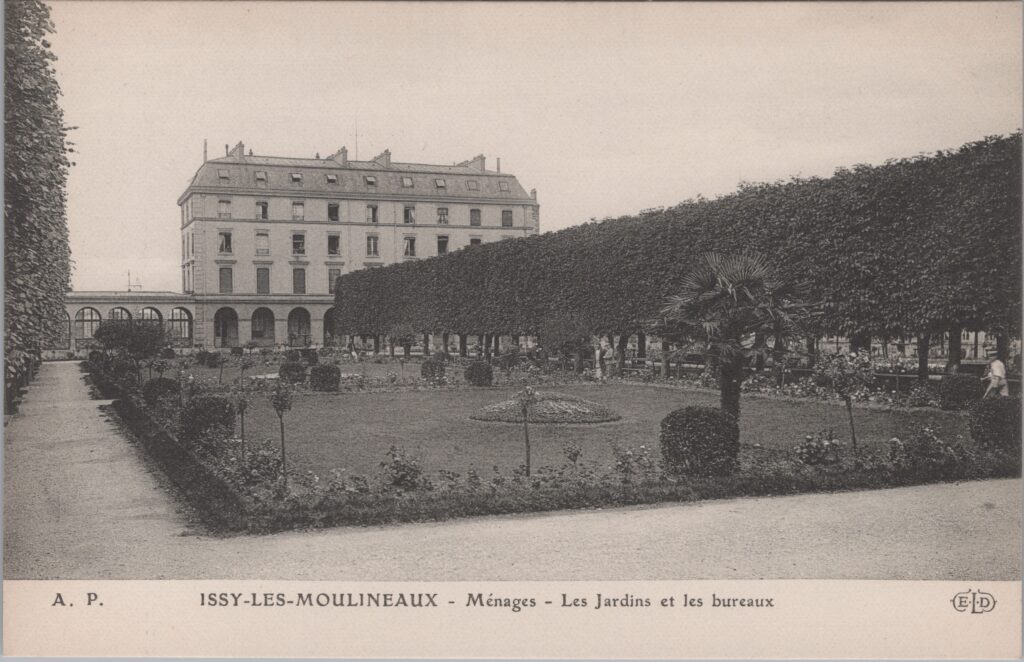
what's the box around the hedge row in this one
[334,134,1021,344]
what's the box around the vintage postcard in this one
[4,1,1021,658]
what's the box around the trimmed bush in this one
[421,357,446,384]
[284,349,302,362]
[301,348,319,365]
[230,346,244,357]
[278,361,307,384]
[88,350,104,365]
[195,349,213,366]
[464,361,494,386]
[968,397,1022,450]
[160,347,177,359]
[310,363,341,392]
[659,406,740,476]
[939,373,983,410]
[179,394,235,445]
[142,377,180,407]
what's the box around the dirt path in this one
[5,361,1020,580]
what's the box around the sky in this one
[46,1,1022,292]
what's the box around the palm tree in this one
[659,252,813,420]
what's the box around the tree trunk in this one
[458,334,468,357]
[997,332,1010,363]
[442,332,450,354]
[484,333,492,362]
[754,332,766,371]
[637,332,646,359]
[422,334,430,357]
[388,342,395,358]
[850,331,871,354]
[574,351,584,374]
[477,334,485,357]
[279,416,287,487]
[845,397,858,452]
[720,361,742,420]
[403,343,411,358]
[661,341,671,378]
[372,335,380,354]
[616,334,628,371]
[492,333,500,356]
[805,336,817,368]
[522,407,531,477]
[946,324,962,374]
[512,334,519,347]
[916,334,930,382]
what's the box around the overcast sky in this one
[47,1,1021,292]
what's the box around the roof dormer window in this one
[254,171,267,182]
[499,181,511,192]
[326,174,338,184]
[290,173,303,185]
[364,175,377,186]
[467,180,479,191]
[401,176,414,188]
[435,178,446,189]
[217,169,229,181]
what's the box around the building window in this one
[292,202,304,220]
[437,235,449,255]
[403,206,416,224]
[191,197,202,218]
[401,176,414,188]
[292,233,305,255]
[437,207,449,224]
[364,175,377,186]
[502,210,513,227]
[217,169,229,181]
[255,231,270,255]
[218,231,232,253]
[256,201,268,220]
[467,180,479,191]
[435,178,446,189]
[255,171,267,186]
[326,174,338,184]
[328,203,339,222]
[292,268,306,294]
[499,181,511,192]
[75,308,102,339]
[366,205,378,223]
[169,308,193,341]
[470,209,481,226]
[141,308,162,325]
[470,238,482,246]
[256,267,270,294]
[366,235,379,257]
[109,307,131,321]
[290,172,303,185]
[327,234,340,256]
[218,199,231,218]
[403,236,416,257]
[328,268,341,294]
[219,267,233,294]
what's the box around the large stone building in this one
[52,142,540,352]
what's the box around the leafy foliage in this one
[142,377,180,407]
[938,373,983,410]
[968,397,1022,450]
[5,0,73,406]
[309,363,340,392]
[179,394,235,446]
[420,357,446,384]
[659,406,740,476]
[464,361,494,387]
[278,361,307,384]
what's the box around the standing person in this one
[982,356,1009,398]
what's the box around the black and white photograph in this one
[3,1,1021,658]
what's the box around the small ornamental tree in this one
[93,320,169,383]
[514,386,538,476]
[813,352,874,451]
[269,380,294,486]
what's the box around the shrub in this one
[179,394,235,446]
[968,397,1022,450]
[301,348,319,365]
[420,357,446,384]
[888,427,964,478]
[906,382,940,408]
[379,445,431,491]
[142,377,181,407]
[230,346,244,357]
[284,349,302,363]
[939,373,982,410]
[195,349,213,367]
[464,361,494,386]
[160,347,177,359]
[794,428,843,466]
[659,406,739,476]
[278,361,307,384]
[310,363,341,392]
[88,350,104,365]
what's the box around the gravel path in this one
[5,361,1020,580]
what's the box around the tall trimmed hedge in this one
[334,135,1021,345]
[5,0,73,405]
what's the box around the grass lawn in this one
[241,383,968,478]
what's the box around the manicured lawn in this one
[241,383,968,478]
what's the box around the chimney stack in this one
[329,146,349,166]
[531,188,537,200]
[225,144,229,156]
[372,149,391,168]
[497,157,501,173]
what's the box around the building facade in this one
[51,143,540,353]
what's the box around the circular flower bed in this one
[470,391,621,424]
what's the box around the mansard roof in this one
[179,147,536,205]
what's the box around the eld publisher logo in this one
[951,590,996,614]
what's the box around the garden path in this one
[5,361,1020,580]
